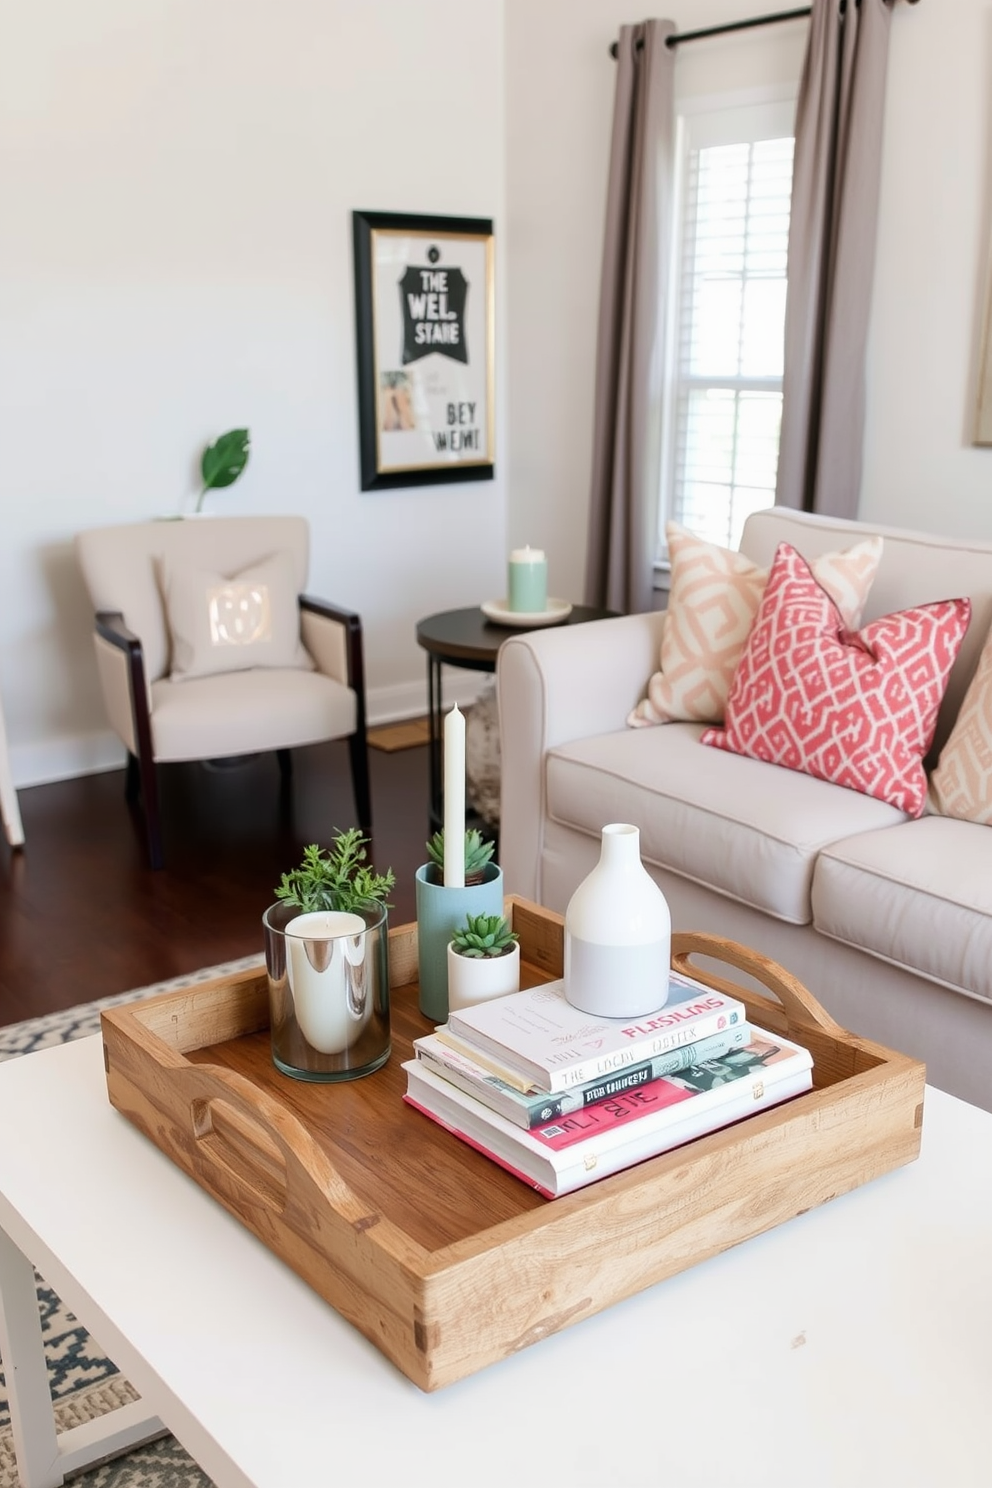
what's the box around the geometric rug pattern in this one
[0,953,263,1488]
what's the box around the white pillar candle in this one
[508,546,548,613]
[443,704,466,888]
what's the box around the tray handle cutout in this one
[192,1095,288,1213]
[179,1063,374,1228]
[671,931,844,1035]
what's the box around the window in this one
[660,95,796,560]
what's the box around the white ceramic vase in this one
[284,910,371,1054]
[446,940,520,1013]
[563,823,671,1018]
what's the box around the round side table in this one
[415,604,618,833]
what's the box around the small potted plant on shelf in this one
[446,912,520,1012]
[263,830,395,1080]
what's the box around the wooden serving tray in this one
[101,897,925,1392]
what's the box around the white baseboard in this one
[8,672,494,790]
[10,732,127,790]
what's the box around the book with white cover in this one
[403,1028,814,1198]
[444,970,747,1093]
[414,1023,754,1129]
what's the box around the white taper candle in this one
[443,704,466,888]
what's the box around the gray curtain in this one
[584,19,676,614]
[776,0,895,518]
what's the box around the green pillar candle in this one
[508,546,547,613]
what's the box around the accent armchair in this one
[74,515,371,869]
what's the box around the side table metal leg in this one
[426,655,443,834]
[0,1225,166,1488]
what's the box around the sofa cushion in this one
[545,723,905,924]
[929,615,992,825]
[812,817,992,1004]
[628,522,883,728]
[702,544,970,817]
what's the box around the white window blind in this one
[662,97,796,556]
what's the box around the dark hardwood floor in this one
[0,742,431,1025]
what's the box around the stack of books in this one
[402,971,814,1198]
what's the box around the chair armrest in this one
[96,610,141,651]
[92,610,154,759]
[299,595,367,718]
[496,612,665,901]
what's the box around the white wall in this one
[4,0,992,790]
[0,0,506,786]
[862,0,992,536]
[506,0,992,606]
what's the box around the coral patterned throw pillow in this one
[700,543,971,817]
[627,522,884,728]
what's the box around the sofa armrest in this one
[497,612,665,901]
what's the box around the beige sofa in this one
[498,508,992,1112]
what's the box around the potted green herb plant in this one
[262,830,394,1081]
[274,832,395,914]
[446,912,520,1012]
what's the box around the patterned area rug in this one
[0,954,263,1488]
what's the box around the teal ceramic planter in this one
[415,862,504,1023]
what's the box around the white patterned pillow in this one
[628,522,885,727]
[929,617,992,825]
[163,550,313,682]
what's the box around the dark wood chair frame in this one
[94,596,372,871]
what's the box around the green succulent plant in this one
[426,828,495,882]
[274,831,394,915]
[195,428,250,513]
[450,913,518,959]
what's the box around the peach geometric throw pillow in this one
[929,617,992,825]
[701,543,971,818]
[627,522,884,728]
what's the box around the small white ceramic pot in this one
[446,940,520,1013]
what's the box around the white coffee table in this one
[0,1033,990,1488]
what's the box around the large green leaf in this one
[200,428,250,491]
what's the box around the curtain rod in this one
[608,1,920,58]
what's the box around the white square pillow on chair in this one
[163,549,314,681]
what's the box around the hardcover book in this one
[444,970,748,1093]
[414,1023,753,1129]
[403,1028,814,1199]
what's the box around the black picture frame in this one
[352,210,495,491]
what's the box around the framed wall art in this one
[352,210,495,490]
